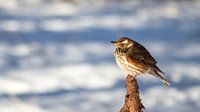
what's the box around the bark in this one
[120,75,145,112]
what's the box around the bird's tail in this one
[150,69,171,86]
[159,75,171,86]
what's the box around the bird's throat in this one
[118,48,127,55]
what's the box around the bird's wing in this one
[128,42,165,73]
[126,56,145,69]
[128,42,157,65]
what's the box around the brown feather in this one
[112,37,170,85]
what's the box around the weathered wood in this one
[120,75,144,112]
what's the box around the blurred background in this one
[0,0,199,112]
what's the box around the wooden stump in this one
[120,75,144,112]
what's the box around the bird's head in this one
[111,37,134,49]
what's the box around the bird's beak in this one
[110,41,117,44]
[111,41,118,47]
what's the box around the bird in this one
[111,37,170,85]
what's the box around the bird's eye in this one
[119,43,125,46]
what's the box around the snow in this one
[0,0,200,112]
[142,86,200,112]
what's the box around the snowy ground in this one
[0,0,200,112]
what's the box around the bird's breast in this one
[114,51,144,76]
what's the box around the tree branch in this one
[120,75,145,112]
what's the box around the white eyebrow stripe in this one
[122,39,128,44]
